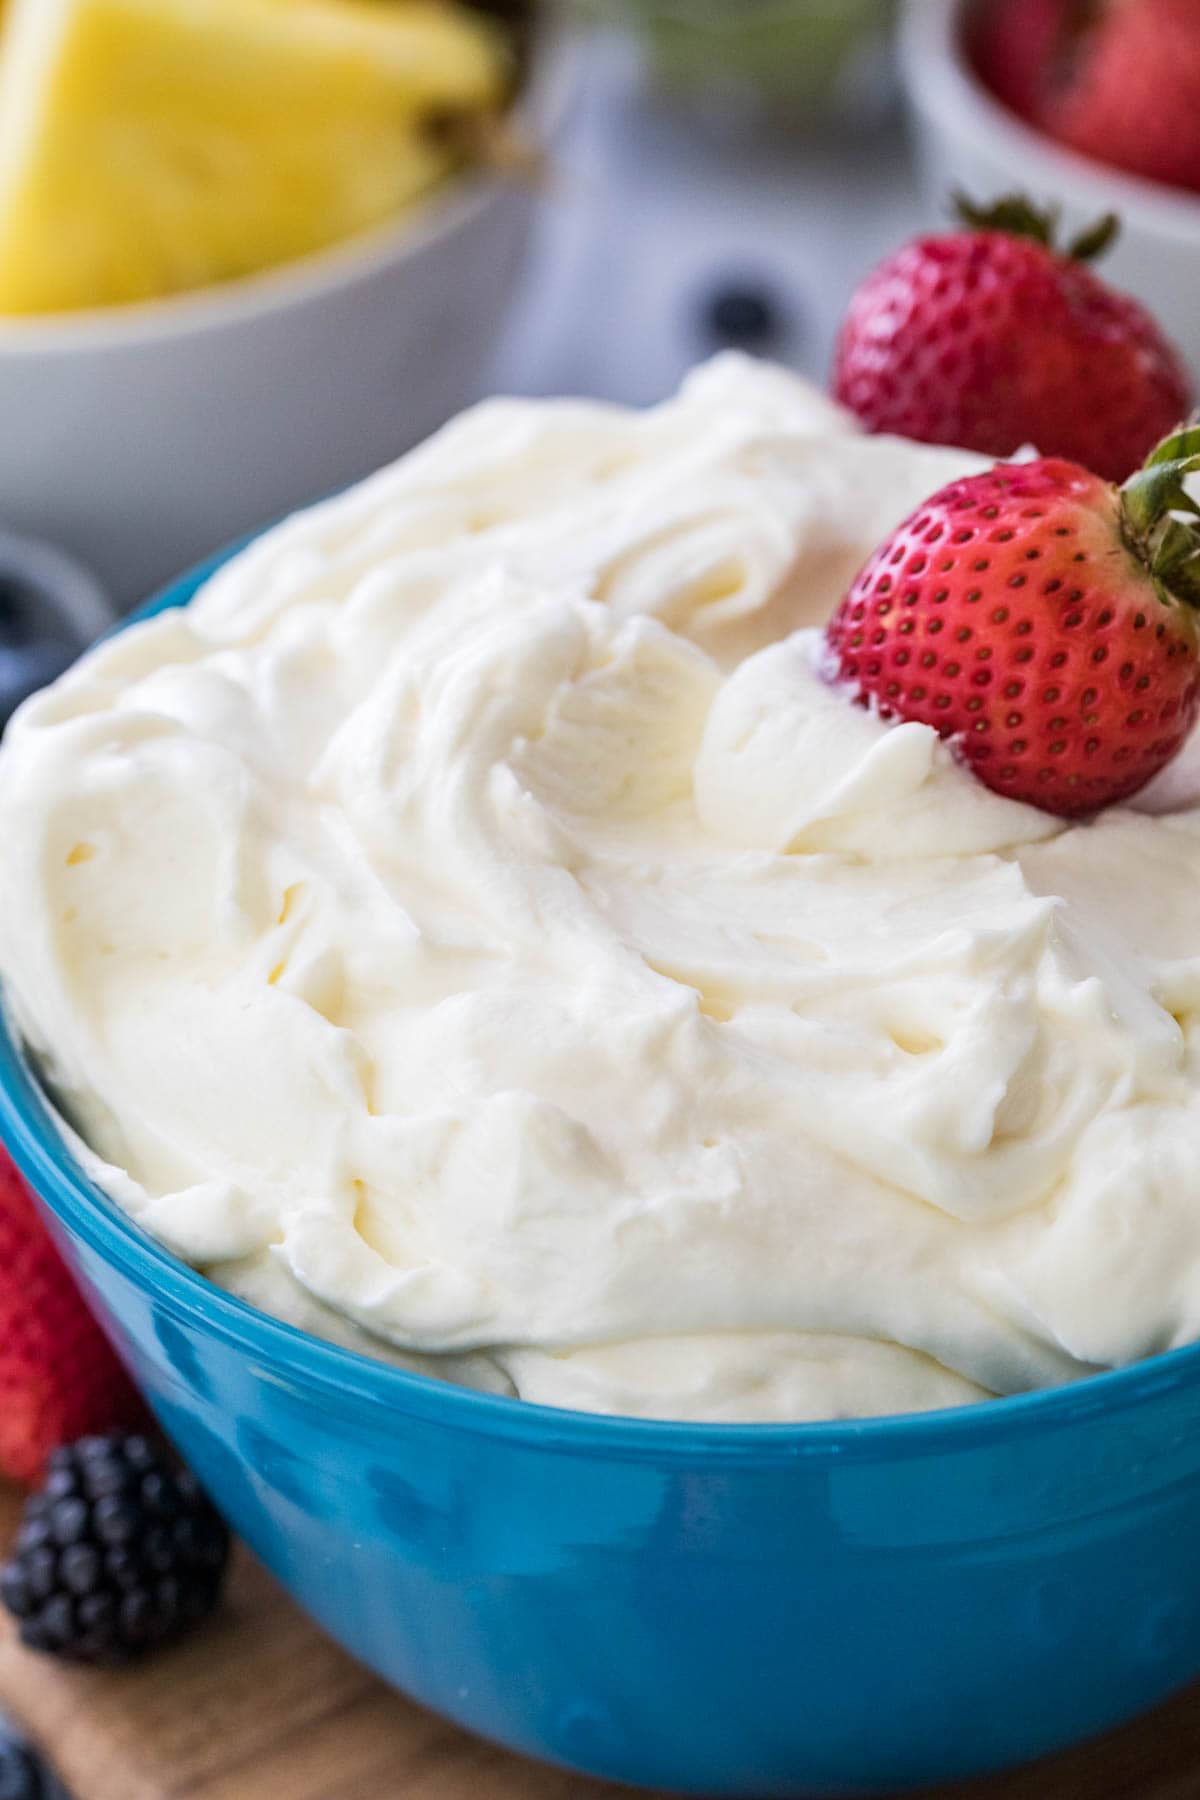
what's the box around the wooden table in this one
[1,1486,1198,1800]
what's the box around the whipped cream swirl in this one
[5,356,1200,1421]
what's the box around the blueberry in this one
[0,571,97,724]
[0,1737,44,1800]
[703,281,788,351]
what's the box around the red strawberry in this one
[832,197,1192,485]
[0,1153,145,1485]
[968,0,1075,122]
[1043,0,1200,196]
[823,425,1200,817]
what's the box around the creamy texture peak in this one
[5,356,1200,1422]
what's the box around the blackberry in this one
[0,1434,229,1664]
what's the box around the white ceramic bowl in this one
[0,14,576,607]
[900,0,1200,381]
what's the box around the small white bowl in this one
[899,0,1200,381]
[0,14,577,606]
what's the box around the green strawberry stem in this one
[1120,424,1200,609]
[1065,212,1120,261]
[951,191,1119,262]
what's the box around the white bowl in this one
[0,14,577,607]
[899,0,1200,382]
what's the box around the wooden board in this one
[2,1485,1200,1800]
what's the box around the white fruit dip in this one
[5,355,1200,1421]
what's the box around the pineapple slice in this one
[0,0,510,313]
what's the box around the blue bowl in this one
[3,546,1200,1798]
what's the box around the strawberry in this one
[831,197,1192,485]
[823,425,1200,817]
[1041,0,1200,197]
[0,1152,145,1485]
[968,0,1075,123]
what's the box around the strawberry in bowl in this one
[970,0,1200,199]
[900,3,1200,390]
[824,425,1200,816]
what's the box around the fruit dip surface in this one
[4,354,1200,1424]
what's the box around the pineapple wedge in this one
[0,0,510,313]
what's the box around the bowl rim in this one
[5,531,1200,1463]
[0,9,579,358]
[898,0,1200,241]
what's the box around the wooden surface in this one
[2,1488,1200,1800]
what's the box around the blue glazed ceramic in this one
[3,546,1200,1797]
